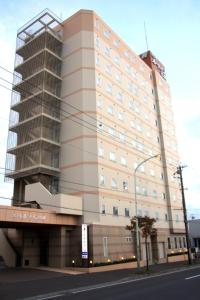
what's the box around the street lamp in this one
[134,153,160,271]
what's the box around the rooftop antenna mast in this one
[144,21,149,52]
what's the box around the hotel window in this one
[174,237,177,248]
[131,121,136,129]
[128,100,134,110]
[126,237,132,242]
[97,96,103,108]
[136,186,140,194]
[160,172,164,180]
[116,91,123,102]
[120,156,127,166]
[134,103,140,113]
[142,187,148,196]
[137,124,142,132]
[115,73,121,82]
[131,140,137,148]
[138,209,142,217]
[148,149,153,156]
[123,180,128,191]
[119,133,125,143]
[96,36,100,47]
[96,56,100,65]
[109,151,116,162]
[183,237,186,248]
[144,96,148,102]
[108,105,114,115]
[150,169,155,176]
[108,127,115,137]
[155,120,158,127]
[139,165,145,172]
[101,204,106,215]
[105,64,112,75]
[104,30,110,38]
[95,19,100,29]
[168,237,171,249]
[157,136,160,143]
[155,212,159,220]
[137,142,144,152]
[113,206,118,216]
[105,46,110,56]
[152,190,157,198]
[179,237,182,248]
[128,82,133,92]
[118,112,124,121]
[99,175,105,186]
[111,178,117,189]
[98,145,104,157]
[96,76,102,87]
[175,215,179,222]
[114,39,120,47]
[165,213,168,221]
[124,49,129,57]
[103,237,108,257]
[126,64,131,74]
[125,208,130,217]
[114,55,120,65]
[162,192,166,200]
[106,83,112,94]
[132,70,136,79]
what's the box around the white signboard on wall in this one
[82,224,88,259]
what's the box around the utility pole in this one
[175,165,192,265]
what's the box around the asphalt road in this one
[1,265,200,300]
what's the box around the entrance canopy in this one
[0,205,80,228]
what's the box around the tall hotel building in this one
[3,9,185,267]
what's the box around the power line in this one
[0,167,183,201]
[0,195,185,223]
[0,81,179,173]
[0,64,177,161]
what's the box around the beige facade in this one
[2,9,186,268]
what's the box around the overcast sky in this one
[0,0,199,218]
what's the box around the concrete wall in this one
[0,229,16,267]
[25,182,83,216]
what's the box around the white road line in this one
[22,292,66,300]
[38,294,65,300]
[22,265,200,299]
[185,274,200,280]
[71,265,200,294]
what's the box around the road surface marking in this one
[22,292,66,300]
[22,265,200,299]
[71,266,200,294]
[185,274,200,280]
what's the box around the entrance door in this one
[40,238,49,266]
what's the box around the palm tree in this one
[126,216,157,271]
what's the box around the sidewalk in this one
[0,260,199,284]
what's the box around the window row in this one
[101,204,169,222]
[96,75,152,100]
[99,174,166,199]
[168,236,186,249]
[97,58,151,91]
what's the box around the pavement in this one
[0,260,199,283]
[0,261,200,299]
